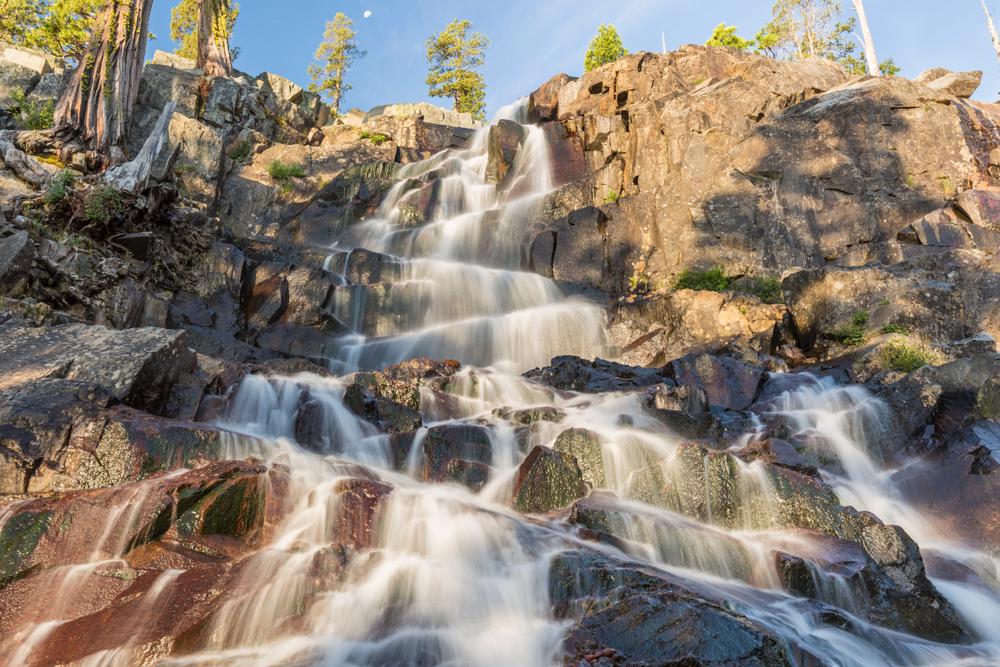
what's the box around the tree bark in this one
[851,0,880,76]
[52,0,154,165]
[982,0,1000,67]
[197,0,234,78]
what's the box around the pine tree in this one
[425,19,489,121]
[705,23,754,51]
[584,24,627,72]
[24,0,103,64]
[0,0,46,48]
[308,12,365,116]
[170,0,239,63]
[52,0,154,164]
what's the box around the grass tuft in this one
[675,267,731,292]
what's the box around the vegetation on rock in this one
[878,339,943,372]
[267,160,306,190]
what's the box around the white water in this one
[7,101,1000,667]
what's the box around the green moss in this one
[0,510,52,587]
[675,267,731,292]
[602,190,620,204]
[878,340,942,373]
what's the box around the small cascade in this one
[321,97,607,373]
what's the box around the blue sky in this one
[147,1,1000,115]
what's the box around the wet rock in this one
[348,358,462,411]
[332,478,393,549]
[492,405,565,425]
[485,119,526,185]
[550,550,798,667]
[524,355,670,393]
[511,446,587,513]
[553,428,605,488]
[736,438,818,477]
[664,352,765,411]
[893,420,1000,551]
[343,382,422,434]
[345,248,402,285]
[0,460,282,590]
[421,424,493,488]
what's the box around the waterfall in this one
[9,100,1000,667]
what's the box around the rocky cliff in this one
[1,42,999,666]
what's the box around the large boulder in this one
[0,321,197,415]
[783,250,1000,351]
[511,446,587,513]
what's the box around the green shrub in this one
[878,340,942,373]
[43,170,75,206]
[832,311,870,347]
[359,130,389,145]
[603,190,620,204]
[675,267,731,292]
[738,276,782,304]
[880,323,910,335]
[83,186,125,224]
[8,90,54,130]
[227,140,252,164]
[267,160,306,190]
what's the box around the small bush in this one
[675,267,731,292]
[83,185,125,224]
[738,276,782,304]
[267,160,306,190]
[880,323,910,335]
[44,170,75,206]
[8,90,54,130]
[832,311,870,347]
[227,140,252,164]
[359,130,389,145]
[878,340,942,373]
[603,190,620,204]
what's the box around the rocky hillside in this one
[1,41,999,666]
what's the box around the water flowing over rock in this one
[2,43,1000,667]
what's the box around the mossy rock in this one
[554,428,605,489]
[0,510,52,587]
[513,446,587,514]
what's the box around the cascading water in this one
[9,100,1000,667]
[323,97,607,374]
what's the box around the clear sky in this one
[146,1,1000,115]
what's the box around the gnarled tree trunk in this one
[52,0,154,166]
[198,0,234,78]
[982,0,1000,68]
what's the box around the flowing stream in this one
[10,100,1000,666]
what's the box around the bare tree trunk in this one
[852,0,880,76]
[104,101,176,193]
[198,0,234,78]
[52,0,153,166]
[982,0,1000,66]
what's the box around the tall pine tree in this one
[308,12,364,116]
[425,19,489,121]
